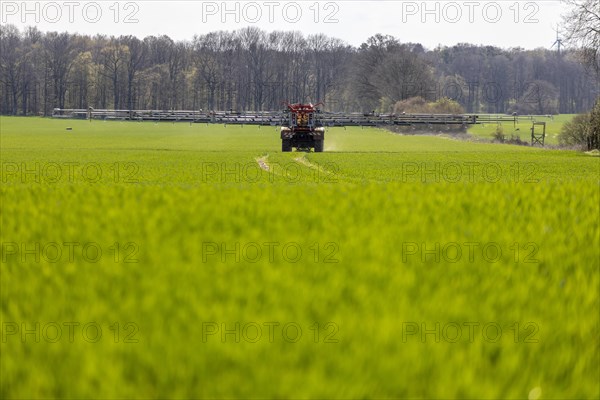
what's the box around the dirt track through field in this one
[294,155,342,182]
[256,156,270,171]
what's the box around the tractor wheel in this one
[282,139,292,152]
[314,140,324,153]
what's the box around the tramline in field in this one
[53,105,519,152]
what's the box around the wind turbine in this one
[551,26,563,55]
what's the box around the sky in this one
[0,0,569,49]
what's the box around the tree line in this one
[1,24,598,116]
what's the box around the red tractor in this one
[280,103,325,152]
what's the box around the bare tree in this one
[0,25,24,114]
[373,48,434,109]
[100,39,130,109]
[193,33,225,110]
[519,80,559,114]
[562,0,600,79]
[120,36,146,111]
[69,51,94,109]
[589,98,600,149]
[351,35,399,111]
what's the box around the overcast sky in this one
[1,0,568,49]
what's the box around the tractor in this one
[280,103,325,152]
[53,106,520,153]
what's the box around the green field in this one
[1,116,599,399]
[467,114,575,145]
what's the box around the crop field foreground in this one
[1,117,599,399]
